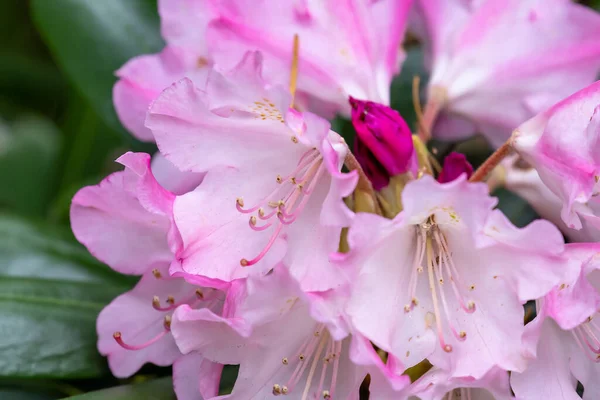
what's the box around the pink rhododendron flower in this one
[512,80,600,231]
[71,152,177,275]
[146,52,357,291]
[207,0,413,113]
[437,152,473,184]
[113,0,215,141]
[151,153,205,196]
[512,245,600,399]
[502,155,600,242]
[405,367,513,400]
[339,175,570,379]
[350,97,415,190]
[171,268,409,399]
[412,0,600,146]
[71,152,223,397]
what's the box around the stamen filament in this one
[240,223,284,266]
[113,329,168,351]
[426,237,452,353]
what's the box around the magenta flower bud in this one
[349,97,414,190]
[437,152,473,183]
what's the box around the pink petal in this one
[71,152,173,275]
[173,352,223,400]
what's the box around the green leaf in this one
[390,47,427,132]
[61,378,175,400]
[30,0,163,137]
[0,214,134,379]
[0,115,62,216]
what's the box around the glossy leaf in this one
[62,378,175,400]
[30,0,163,137]
[0,214,134,378]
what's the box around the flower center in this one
[571,314,600,363]
[272,324,342,399]
[113,272,218,351]
[404,217,476,353]
[237,148,324,267]
[444,388,474,400]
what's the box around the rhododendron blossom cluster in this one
[71,0,600,398]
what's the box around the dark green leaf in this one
[30,0,163,137]
[0,214,135,378]
[0,115,61,216]
[61,378,175,400]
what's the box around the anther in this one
[443,344,453,353]
[276,175,283,183]
[404,304,411,313]
[299,354,305,361]
[250,216,257,226]
[467,301,476,312]
[195,289,204,299]
[273,384,282,395]
[258,208,265,217]
[291,136,299,143]
[439,278,444,284]
[412,298,419,306]
[459,331,467,339]
[152,296,160,308]
[290,177,297,184]
[323,390,331,399]
[152,269,162,279]
[240,258,249,267]
[281,386,289,394]
[236,197,244,207]
[417,266,424,273]
[282,357,289,365]
[166,296,175,305]
[314,330,320,337]
[164,315,172,330]
[469,284,475,291]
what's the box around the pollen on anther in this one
[281,386,289,394]
[272,384,282,395]
[299,354,305,361]
[412,298,419,306]
[469,284,476,291]
[404,304,411,313]
[152,296,160,307]
[250,216,257,226]
[444,344,453,353]
[113,331,122,339]
[282,357,288,365]
[240,259,249,267]
[195,289,204,299]
[166,296,175,305]
[467,301,476,311]
[152,269,162,279]
[258,208,265,217]
[417,266,424,273]
[323,390,331,399]
[276,175,283,183]
[439,278,444,284]
[291,136,299,143]
[236,197,244,207]
[164,315,172,330]
[459,331,467,339]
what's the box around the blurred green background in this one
[0,1,598,399]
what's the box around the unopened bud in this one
[349,97,414,190]
[437,152,473,183]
